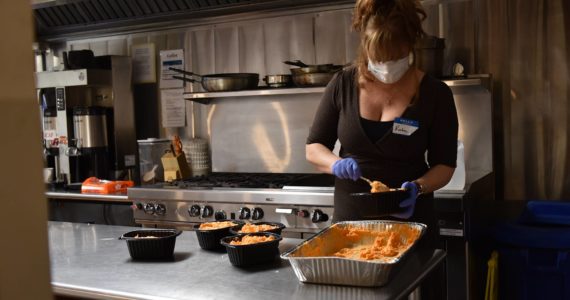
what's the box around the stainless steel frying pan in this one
[170,67,259,92]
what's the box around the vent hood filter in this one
[33,0,354,39]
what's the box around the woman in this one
[306,0,458,247]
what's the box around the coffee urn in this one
[70,106,109,182]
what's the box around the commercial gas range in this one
[128,173,335,238]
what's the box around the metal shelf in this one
[183,87,326,104]
[183,77,483,104]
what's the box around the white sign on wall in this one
[131,43,156,84]
[159,49,184,89]
[160,88,185,128]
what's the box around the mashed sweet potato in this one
[199,221,237,230]
[293,224,421,262]
[332,227,419,261]
[230,235,276,245]
[370,180,389,193]
[238,223,278,233]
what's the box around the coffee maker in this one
[36,55,138,187]
[40,90,59,182]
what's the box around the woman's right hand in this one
[331,158,362,181]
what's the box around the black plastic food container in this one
[194,220,244,250]
[230,221,286,235]
[119,229,182,260]
[350,188,409,217]
[221,232,282,267]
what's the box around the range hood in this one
[32,0,354,39]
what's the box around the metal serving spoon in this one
[360,176,373,185]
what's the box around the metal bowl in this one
[263,74,293,88]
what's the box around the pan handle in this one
[168,67,201,77]
[172,75,199,83]
[283,60,309,68]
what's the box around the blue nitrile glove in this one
[331,158,362,181]
[391,181,419,219]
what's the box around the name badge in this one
[392,118,419,136]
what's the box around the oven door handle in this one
[275,208,298,215]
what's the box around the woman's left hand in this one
[390,181,419,219]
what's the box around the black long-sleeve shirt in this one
[307,66,458,223]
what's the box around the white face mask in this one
[367,54,411,84]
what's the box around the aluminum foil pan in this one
[281,220,426,287]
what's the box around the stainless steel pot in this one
[284,60,342,75]
[170,68,259,92]
[292,72,336,87]
[283,60,343,87]
[263,74,293,88]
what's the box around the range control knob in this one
[239,207,251,220]
[297,209,310,218]
[188,205,201,217]
[214,210,227,221]
[201,205,213,218]
[143,203,155,215]
[311,209,329,223]
[251,207,264,220]
[154,204,166,216]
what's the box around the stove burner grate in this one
[166,173,334,189]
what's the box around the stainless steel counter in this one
[46,191,130,203]
[49,221,445,300]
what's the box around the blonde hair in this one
[353,0,426,81]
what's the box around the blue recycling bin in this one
[494,201,570,300]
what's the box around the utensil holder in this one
[161,151,191,181]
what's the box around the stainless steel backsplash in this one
[208,93,323,173]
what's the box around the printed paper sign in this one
[160,88,186,128]
[160,49,184,89]
[131,43,156,84]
